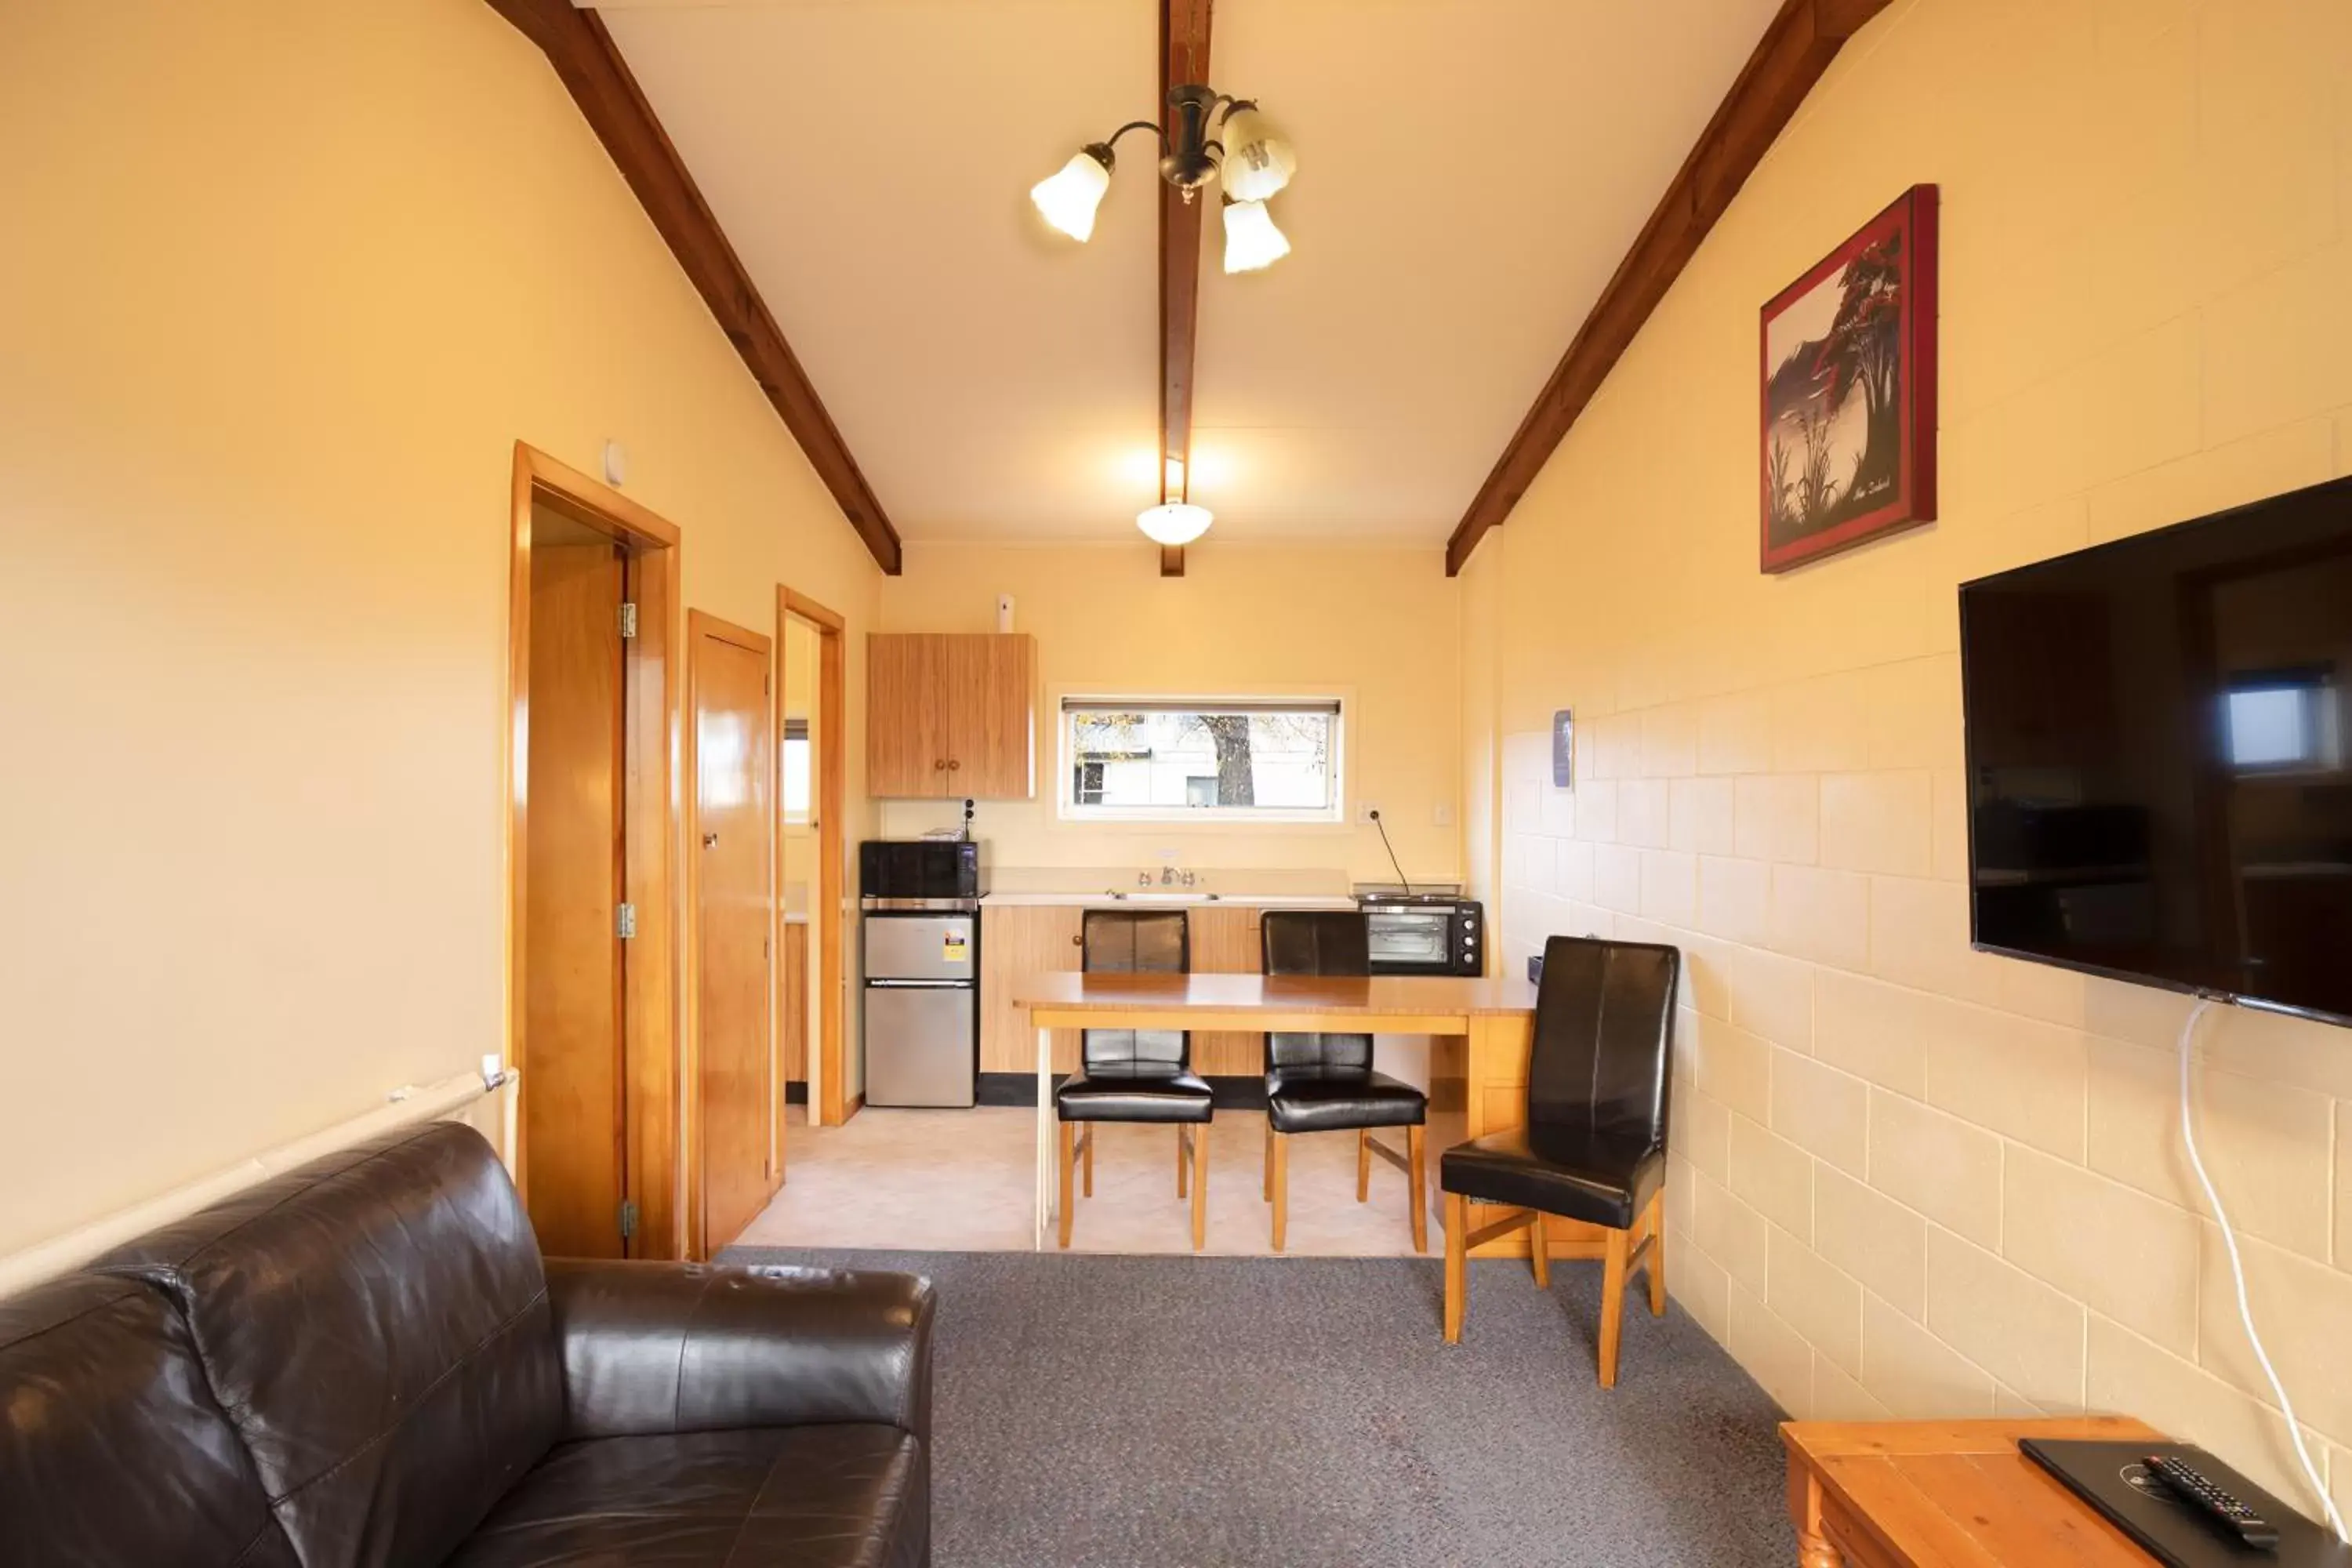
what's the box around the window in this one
[1059,697,1343,822]
[2226,670,2339,774]
[781,719,811,822]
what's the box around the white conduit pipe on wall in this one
[0,1062,518,1303]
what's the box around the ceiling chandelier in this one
[1030,86,1298,274]
[1033,85,1297,550]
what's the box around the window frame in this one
[1054,691,1350,826]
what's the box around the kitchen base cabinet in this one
[980,904,1083,1072]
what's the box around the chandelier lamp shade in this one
[1031,85,1296,274]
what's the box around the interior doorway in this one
[506,442,682,1261]
[779,587,849,1127]
[688,611,778,1257]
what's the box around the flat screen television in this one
[1958,474,2352,1028]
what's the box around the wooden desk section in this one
[1011,973,1591,1255]
[1782,1417,2163,1566]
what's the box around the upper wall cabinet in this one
[867,633,1037,799]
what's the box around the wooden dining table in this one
[1011,971,1564,1253]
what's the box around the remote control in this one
[2142,1454,2280,1552]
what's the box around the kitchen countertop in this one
[978,865,1357,909]
[980,890,1357,909]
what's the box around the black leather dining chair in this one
[1055,909,1213,1250]
[1439,933,1679,1387]
[1259,910,1428,1252]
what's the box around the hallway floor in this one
[737,1105,1463,1257]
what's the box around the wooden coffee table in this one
[1782,1417,2163,1566]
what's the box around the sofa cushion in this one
[0,1272,299,1568]
[445,1425,928,1568]
[94,1122,562,1568]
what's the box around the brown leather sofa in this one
[0,1122,935,1566]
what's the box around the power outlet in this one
[1356,801,1383,825]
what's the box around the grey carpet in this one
[719,1247,1796,1568]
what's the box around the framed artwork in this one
[1760,183,1938,573]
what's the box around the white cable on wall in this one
[2177,998,2349,1542]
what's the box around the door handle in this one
[702,833,720,848]
[947,759,961,771]
[934,760,946,771]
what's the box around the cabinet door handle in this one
[947,759,961,771]
[1071,935,1083,946]
[934,759,946,771]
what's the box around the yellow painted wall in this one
[1471,0,2352,1510]
[0,0,882,1258]
[877,540,1461,884]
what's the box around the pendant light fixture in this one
[1138,456,1213,546]
[1031,86,1296,273]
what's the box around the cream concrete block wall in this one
[877,540,1461,883]
[1472,0,2352,1512]
[0,0,884,1257]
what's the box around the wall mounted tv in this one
[1958,473,2352,1028]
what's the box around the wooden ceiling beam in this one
[485,0,903,575]
[1443,0,1892,576]
[1157,0,1213,579]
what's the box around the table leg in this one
[1035,1025,1052,1251]
[1786,1448,1838,1568]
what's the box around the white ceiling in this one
[595,0,1781,544]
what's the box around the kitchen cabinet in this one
[1184,906,1265,1076]
[866,633,1036,798]
[979,904,1084,1072]
[978,902,1270,1077]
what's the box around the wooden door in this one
[691,614,775,1254]
[979,904,1086,1072]
[1187,906,1265,1076]
[866,633,953,797]
[946,634,1036,799]
[522,538,628,1258]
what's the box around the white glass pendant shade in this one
[1136,502,1214,546]
[1031,151,1112,241]
[1221,198,1290,274]
[1219,105,1296,203]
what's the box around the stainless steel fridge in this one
[861,904,979,1107]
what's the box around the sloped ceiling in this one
[595,0,1782,543]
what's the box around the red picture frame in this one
[1759,184,1938,573]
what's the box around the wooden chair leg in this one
[1082,1125,1094,1198]
[1406,1124,1427,1254]
[1356,1128,1371,1202]
[1442,1192,1466,1343]
[1599,1223,1630,1388]
[1528,1210,1550,1287]
[1176,1126,1189,1199]
[1646,1190,1667,1316]
[1271,1131,1290,1251]
[1057,1120,1075,1250]
[1190,1122,1208,1252]
[1262,1116,1273,1201]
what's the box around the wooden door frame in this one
[684,609,777,1261]
[506,441,684,1259]
[779,586,850,1127]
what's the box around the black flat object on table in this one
[2021,1439,2352,1568]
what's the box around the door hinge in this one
[619,1199,640,1240]
[616,902,637,939]
[618,601,638,640]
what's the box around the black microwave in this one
[859,840,983,902]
